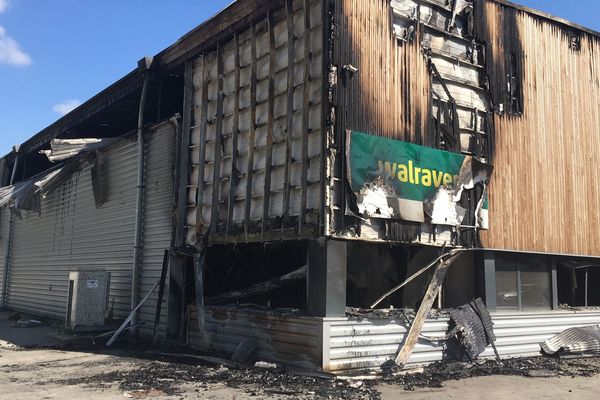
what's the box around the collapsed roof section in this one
[0,137,119,214]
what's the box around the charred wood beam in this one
[226,34,242,238]
[370,248,464,309]
[394,250,464,367]
[174,61,193,248]
[193,252,205,333]
[299,0,311,229]
[206,265,306,304]
[152,249,170,343]
[281,0,295,229]
[261,11,276,238]
[210,43,225,235]
[244,23,258,237]
[195,53,210,242]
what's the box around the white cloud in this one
[0,25,32,66]
[52,99,82,116]
[0,0,8,14]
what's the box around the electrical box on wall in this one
[65,270,110,329]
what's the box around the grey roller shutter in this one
[5,138,138,319]
[138,121,176,339]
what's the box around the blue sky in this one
[1,0,599,155]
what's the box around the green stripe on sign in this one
[348,131,467,203]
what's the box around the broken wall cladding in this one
[324,311,600,373]
[478,0,600,256]
[474,0,524,115]
[330,0,493,243]
[187,306,323,370]
[2,122,175,339]
[185,0,324,246]
[391,0,493,156]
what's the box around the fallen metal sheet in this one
[541,325,600,355]
[0,154,95,213]
[40,138,119,162]
[446,298,497,361]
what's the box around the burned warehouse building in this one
[1,0,600,373]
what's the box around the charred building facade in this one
[1,0,600,372]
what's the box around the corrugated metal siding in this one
[138,121,176,339]
[185,0,324,246]
[324,311,600,372]
[4,123,175,337]
[5,138,138,319]
[188,306,323,370]
[0,208,10,305]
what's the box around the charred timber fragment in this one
[394,249,464,367]
[244,22,258,238]
[210,43,225,235]
[281,0,295,228]
[261,11,275,238]
[207,265,306,304]
[195,54,210,241]
[226,34,242,238]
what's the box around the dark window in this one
[495,253,551,310]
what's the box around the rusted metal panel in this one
[186,0,324,246]
[324,311,600,373]
[477,0,600,256]
[188,306,323,370]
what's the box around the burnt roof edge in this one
[491,0,600,38]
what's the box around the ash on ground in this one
[387,356,600,391]
[53,354,381,400]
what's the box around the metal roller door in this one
[138,120,176,339]
[4,122,175,335]
[5,138,138,319]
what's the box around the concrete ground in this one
[1,311,599,399]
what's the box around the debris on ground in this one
[10,319,43,328]
[384,356,600,391]
[446,298,498,361]
[541,324,600,356]
[53,355,382,400]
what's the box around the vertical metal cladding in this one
[186,0,324,246]
[138,121,176,339]
[4,123,175,337]
[6,140,137,318]
[0,209,10,304]
[478,1,600,256]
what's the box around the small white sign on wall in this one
[86,279,99,289]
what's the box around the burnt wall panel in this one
[336,0,431,143]
[186,0,324,246]
[479,1,600,256]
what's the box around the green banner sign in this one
[348,131,466,200]
[347,131,489,227]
